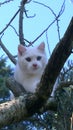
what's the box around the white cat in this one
[14,42,47,93]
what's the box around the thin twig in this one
[46,31,51,56]
[33,1,56,16]
[32,17,58,44]
[0,9,20,35]
[56,0,66,41]
[10,25,19,36]
[0,0,13,6]
[10,24,31,45]
[25,9,36,18]
[33,0,66,42]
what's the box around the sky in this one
[0,0,73,67]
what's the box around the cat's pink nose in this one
[33,64,37,68]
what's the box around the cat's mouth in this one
[32,66,39,70]
[33,66,38,70]
[32,64,39,70]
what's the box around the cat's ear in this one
[18,44,26,56]
[38,42,45,51]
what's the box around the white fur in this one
[14,42,47,93]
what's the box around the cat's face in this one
[17,42,47,75]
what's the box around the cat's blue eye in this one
[25,57,31,62]
[37,56,42,61]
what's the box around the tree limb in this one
[0,40,16,65]
[19,0,27,45]
[36,17,73,99]
[6,77,26,97]
[0,17,73,128]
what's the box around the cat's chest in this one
[22,76,40,92]
[23,75,40,85]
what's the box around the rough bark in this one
[36,17,73,99]
[0,97,28,128]
[0,17,73,128]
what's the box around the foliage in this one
[0,56,13,101]
[60,60,73,82]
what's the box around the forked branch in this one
[0,17,73,128]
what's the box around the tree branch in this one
[6,77,26,97]
[36,17,73,99]
[19,0,27,45]
[33,0,66,43]
[0,0,13,6]
[0,40,16,65]
[0,17,73,128]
